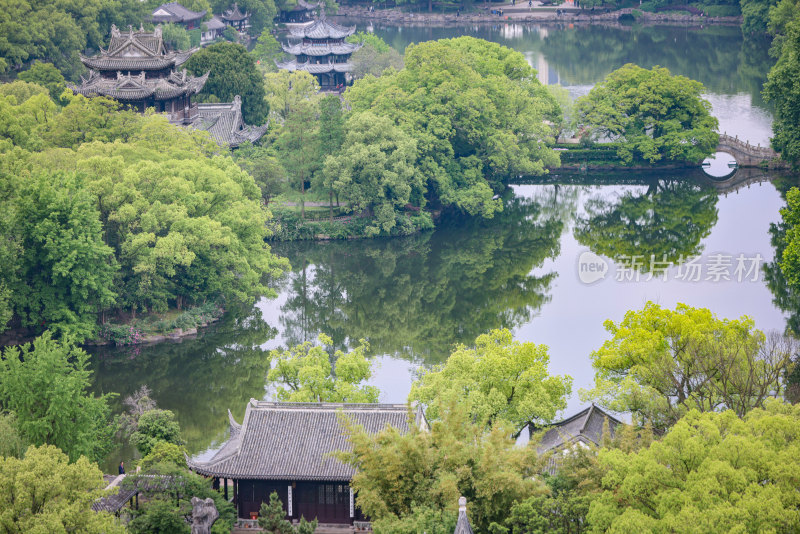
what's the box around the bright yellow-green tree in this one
[587,401,800,533]
[410,328,572,436]
[0,445,126,534]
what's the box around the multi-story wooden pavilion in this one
[276,17,361,91]
[187,400,424,525]
[71,25,207,124]
[221,3,251,32]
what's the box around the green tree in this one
[346,37,560,218]
[584,302,795,430]
[139,441,187,471]
[185,42,269,124]
[0,445,125,534]
[0,333,116,463]
[128,500,190,534]
[346,32,403,79]
[263,70,320,123]
[267,334,380,402]
[258,491,318,534]
[337,395,540,533]
[18,61,66,102]
[410,328,572,436]
[251,29,283,73]
[576,64,719,163]
[587,402,800,533]
[322,111,423,236]
[130,409,183,457]
[233,141,287,206]
[161,23,192,51]
[0,80,49,103]
[764,9,800,168]
[0,413,27,459]
[275,100,319,218]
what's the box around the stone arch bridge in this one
[716,133,781,167]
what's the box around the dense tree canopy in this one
[585,302,795,429]
[0,333,116,463]
[267,334,380,402]
[130,409,184,456]
[576,64,719,163]
[0,445,125,534]
[18,61,66,102]
[410,328,572,436]
[764,2,800,168]
[346,36,561,218]
[185,42,269,125]
[587,402,800,533]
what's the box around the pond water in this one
[90,22,798,469]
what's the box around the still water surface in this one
[90,22,797,467]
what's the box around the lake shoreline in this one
[333,5,743,26]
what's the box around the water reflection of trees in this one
[273,193,562,364]
[574,179,719,270]
[88,306,276,465]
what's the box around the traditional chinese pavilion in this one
[151,2,207,30]
[277,17,361,91]
[71,25,207,124]
[221,3,251,31]
[187,400,424,525]
[277,0,318,25]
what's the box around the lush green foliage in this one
[0,89,287,338]
[0,413,27,459]
[322,112,423,236]
[576,64,719,163]
[185,42,269,125]
[0,445,125,534]
[233,142,287,206]
[128,499,191,534]
[0,0,150,79]
[584,302,794,429]
[337,396,539,533]
[267,334,380,402]
[346,37,560,218]
[251,29,284,73]
[263,70,320,123]
[130,409,184,456]
[346,32,404,79]
[587,401,800,532]
[18,61,66,102]
[764,3,800,167]
[410,328,572,436]
[161,23,192,51]
[139,442,187,471]
[0,333,116,463]
[258,492,318,533]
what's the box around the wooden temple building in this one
[151,2,207,30]
[72,25,267,146]
[187,400,424,525]
[221,3,251,32]
[276,17,361,91]
[277,0,318,25]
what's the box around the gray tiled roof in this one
[80,25,199,72]
[188,400,413,480]
[192,96,269,147]
[221,3,248,21]
[288,18,356,39]
[282,41,361,56]
[533,404,622,453]
[92,475,182,513]
[205,15,226,30]
[152,2,207,23]
[71,69,208,102]
[276,59,353,74]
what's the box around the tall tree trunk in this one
[301,172,306,219]
[329,191,334,221]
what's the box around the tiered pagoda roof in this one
[151,2,207,24]
[80,25,196,72]
[191,96,269,147]
[72,69,208,102]
[287,17,356,39]
[221,3,249,22]
[275,60,354,75]
[290,0,320,12]
[282,41,360,56]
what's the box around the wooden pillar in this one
[224,478,228,501]
[233,479,238,507]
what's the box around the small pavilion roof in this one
[533,404,622,453]
[187,400,419,481]
[152,2,207,23]
[192,95,269,147]
[81,25,198,71]
[288,18,356,39]
[221,3,249,21]
[205,15,226,31]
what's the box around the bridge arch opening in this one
[701,151,738,179]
